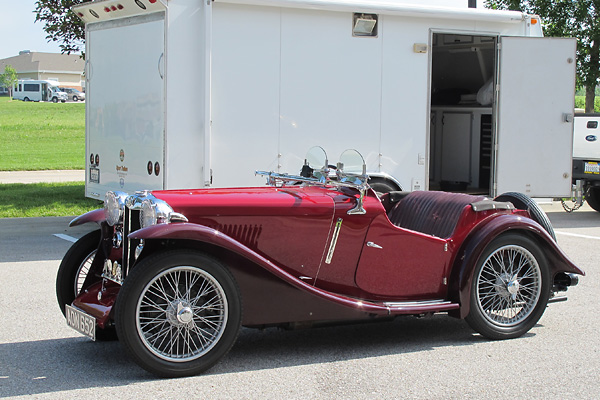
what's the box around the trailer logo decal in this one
[585,135,597,142]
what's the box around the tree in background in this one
[0,65,18,100]
[34,0,88,55]
[486,0,600,113]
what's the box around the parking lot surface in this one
[0,203,598,399]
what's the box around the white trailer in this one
[13,80,67,103]
[74,0,576,200]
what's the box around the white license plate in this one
[584,162,600,174]
[65,305,96,340]
[89,167,100,183]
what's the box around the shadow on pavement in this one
[0,315,523,397]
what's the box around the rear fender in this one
[129,223,390,314]
[449,214,584,319]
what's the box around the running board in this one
[382,299,460,314]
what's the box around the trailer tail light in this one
[149,0,157,3]
[111,5,117,11]
[104,7,110,12]
[118,4,124,10]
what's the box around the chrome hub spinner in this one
[167,301,195,327]
[495,273,520,300]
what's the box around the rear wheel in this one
[115,250,242,377]
[465,233,550,340]
[495,192,556,241]
[586,187,600,212]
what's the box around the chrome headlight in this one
[140,197,187,228]
[140,199,158,228]
[104,191,127,226]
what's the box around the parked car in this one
[58,147,583,378]
[59,87,85,101]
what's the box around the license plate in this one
[65,305,96,340]
[584,162,600,175]
[89,167,100,183]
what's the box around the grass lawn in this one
[0,182,101,218]
[574,96,600,112]
[0,96,85,171]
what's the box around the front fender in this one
[69,208,105,227]
[449,214,584,319]
[128,223,390,314]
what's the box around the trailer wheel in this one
[368,179,397,196]
[494,192,556,241]
[586,187,600,213]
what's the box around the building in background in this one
[0,50,84,94]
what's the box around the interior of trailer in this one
[429,32,497,195]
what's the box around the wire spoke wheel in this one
[476,245,541,327]
[116,250,241,377]
[466,233,550,340]
[74,250,95,295]
[136,266,228,362]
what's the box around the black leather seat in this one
[388,191,485,239]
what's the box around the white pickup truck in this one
[571,114,600,212]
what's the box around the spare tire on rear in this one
[494,192,556,241]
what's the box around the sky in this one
[0,0,68,60]
[0,0,486,61]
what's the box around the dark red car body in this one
[69,186,582,328]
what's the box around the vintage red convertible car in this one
[58,148,583,377]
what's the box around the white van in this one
[13,80,68,103]
[74,0,576,200]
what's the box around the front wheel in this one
[56,230,100,316]
[52,97,58,103]
[115,250,242,378]
[465,233,551,340]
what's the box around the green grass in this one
[0,181,101,218]
[575,96,600,112]
[0,96,85,171]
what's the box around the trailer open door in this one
[494,36,576,197]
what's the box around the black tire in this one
[56,230,118,341]
[369,179,397,196]
[73,96,78,101]
[23,97,30,102]
[56,230,100,316]
[465,233,551,340]
[586,187,600,213]
[495,192,556,241]
[52,97,58,103]
[115,250,242,378]
[61,99,66,103]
